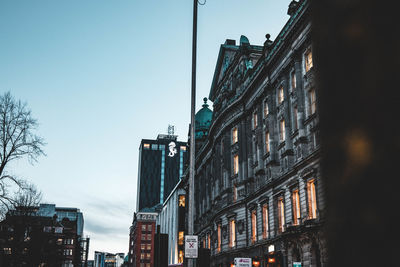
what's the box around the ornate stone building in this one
[191,1,327,266]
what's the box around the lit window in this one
[292,189,301,225]
[63,249,73,256]
[293,107,298,130]
[179,195,186,207]
[229,219,236,248]
[217,223,221,252]
[146,253,151,259]
[278,86,284,104]
[265,131,270,153]
[142,225,147,231]
[178,231,184,245]
[251,210,257,243]
[178,250,184,263]
[180,146,186,151]
[143,143,150,149]
[147,244,151,250]
[278,197,285,233]
[305,49,313,72]
[309,88,316,115]
[140,253,145,259]
[307,179,317,219]
[291,71,296,90]
[232,127,238,144]
[207,233,211,249]
[141,244,146,250]
[233,154,239,175]
[253,112,258,129]
[262,204,269,239]
[279,120,286,142]
[3,247,11,254]
[264,101,269,117]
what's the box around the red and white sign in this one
[184,235,198,258]
[234,258,252,267]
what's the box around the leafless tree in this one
[13,182,42,208]
[0,91,45,217]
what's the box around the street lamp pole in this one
[188,0,197,266]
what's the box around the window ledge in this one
[304,112,317,125]
[278,141,285,149]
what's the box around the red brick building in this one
[128,210,158,267]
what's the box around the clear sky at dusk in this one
[0,0,291,260]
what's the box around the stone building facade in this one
[191,1,327,266]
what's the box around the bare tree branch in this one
[0,91,46,218]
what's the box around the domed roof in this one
[195,98,213,139]
[240,35,250,46]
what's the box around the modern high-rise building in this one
[136,133,188,212]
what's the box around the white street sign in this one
[185,235,198,258]
[234,258,252,267]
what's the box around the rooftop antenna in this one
[168,125,175,135]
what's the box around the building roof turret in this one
[195,98,213,139]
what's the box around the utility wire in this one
[198,0,206,5]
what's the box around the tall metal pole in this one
[188,0,197,266]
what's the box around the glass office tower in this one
[136,134,188,211]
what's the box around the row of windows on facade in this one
[141,233,153,241]
[61,260,73,267]
[231,87,316,147]
[141,224,153,232]
[230,88,316,175]
[63,249,73,256]
[249,49,314,127]
[143,143,186,151]
[140,252,151,260]
[201,178,317,252]
[2,239,74,255]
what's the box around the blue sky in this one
[0,0,291,260]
